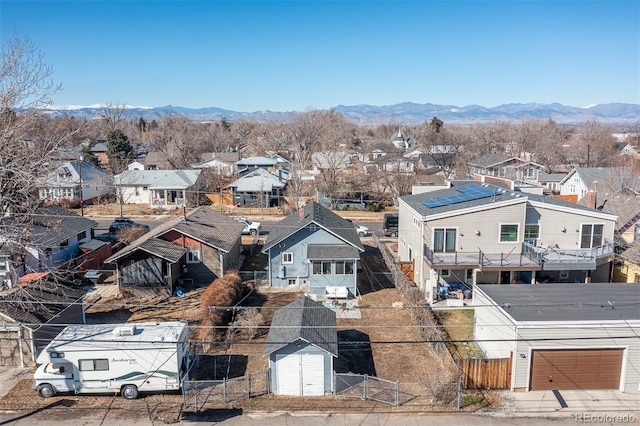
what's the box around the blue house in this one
[263,296,337,396]
[261,202,364,297]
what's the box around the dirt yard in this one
[0,240,496,421]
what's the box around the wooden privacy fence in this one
[456,354,512,389]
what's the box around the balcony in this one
[521,240,614,271]
[423,239,614,271]
[423,245,540,270]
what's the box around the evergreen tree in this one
[106,129,134,174]
[81,143,101,167]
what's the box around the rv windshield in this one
[44,363,68,374]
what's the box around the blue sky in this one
[1,1,638,111]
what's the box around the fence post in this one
[247,373,251,397]
[457,377,462,411]
[223,377,227,402]
[395,381,399,407]
[364,374,368,400]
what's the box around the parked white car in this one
[232,216,262,235]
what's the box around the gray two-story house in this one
[262,202,364,297]
[397,181,617,304]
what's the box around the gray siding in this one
[268,341,334,394]
[424,202,526,255]
[201,244,222,277]
[513,325,640,393]
[528,204,616,249]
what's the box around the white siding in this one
[474,290,516,358]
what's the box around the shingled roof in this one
[263,296,337,357]
[0,276,86,326]
[262,202,364,253]
[105,206,244,263]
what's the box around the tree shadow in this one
[0,399,76,426]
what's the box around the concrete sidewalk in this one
[497,390,640,419]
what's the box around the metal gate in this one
[334,373,399,406]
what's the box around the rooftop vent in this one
[112,325,137,337]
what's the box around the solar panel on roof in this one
[422,185,496,209]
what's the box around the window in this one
[499,224,519,242]
[76,231,86,241]
[309,224,317,232]
[524,224,539,244]
[581,224,604,248]
[433,228,456,253]
[466,269,473,284]
[335,261,354,275]
[282,252,293,264]
[60,239,69,248]
[79,359,109,371]
[440,269,450,277]
[287,278,297,286]
[0,259,6,273]
[187,250,200,263]
[313,261,331,275]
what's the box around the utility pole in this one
[78,155,84,216]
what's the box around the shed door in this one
[276,354,301,396]
[275,354,324,396]
[530,349,623,390]
[301,355,324,396]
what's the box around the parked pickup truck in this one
[231,216,262,235]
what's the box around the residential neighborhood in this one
[0,3,639,421]
[1,108,639,424]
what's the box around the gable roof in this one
[263,296,337,357]
[0,206,97,249]
[469,153,543,169]
[105,206,244,263]
[262,202,364,253]
[477,283,640,322]
[559,167,613,186]
[235,156,278,167]
[225,168,285,191]
[114,169,201,189]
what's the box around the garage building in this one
[474,283,640,393]
[263,296,337,396]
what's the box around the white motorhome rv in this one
[33,321,190,399]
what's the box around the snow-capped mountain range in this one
[40,102,640,126]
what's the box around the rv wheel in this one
[38,384,55,398]
[121,384,138,400]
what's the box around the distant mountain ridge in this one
[41,102,640,126]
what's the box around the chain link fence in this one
[335,372,463,409]
[182,370,269,413]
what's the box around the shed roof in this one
[263,296,337,357]
[477,283,640,323]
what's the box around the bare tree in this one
[0,34,89,292]
[100,101,127,134]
